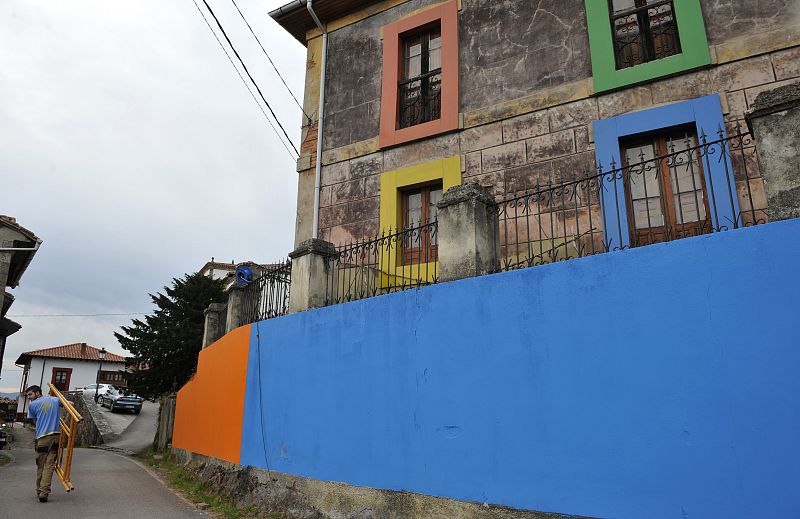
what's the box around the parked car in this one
[82,384,116,402]
[98,386,143,414]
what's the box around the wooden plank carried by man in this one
[47,383,83,492]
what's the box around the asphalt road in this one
[92,392,138,434]
[103,400,159,453]
[0,448,208,518]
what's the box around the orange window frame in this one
[379,1,459,148]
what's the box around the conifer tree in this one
[115,272,226,400]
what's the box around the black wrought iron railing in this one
[399,70,442,129]
[611,0,681,69]
[325,220,439,304]
[240,260,292,324]
[493,125,767,272]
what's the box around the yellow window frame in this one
[379,156,462,285]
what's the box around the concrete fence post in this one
[745,82,800,221]
[155,393,176,452]
[436,182,500,282]
[202,302,227,349]
[288,238,337,313]
[225,286,247,333]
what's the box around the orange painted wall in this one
[173,325,251,463]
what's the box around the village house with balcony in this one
[274,0,796,261]
[168,2,800,518]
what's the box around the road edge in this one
[107,451,210,517]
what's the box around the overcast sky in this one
[0,0,306,392]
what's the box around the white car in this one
[82,384,115,402]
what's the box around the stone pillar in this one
[436,183,500,282]
[288,239,337,313]
[225,286,247,333]
[202,302,227,349]
[745,82,800,221]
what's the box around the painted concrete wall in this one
[174,325,250,464]
[231,219,800,519]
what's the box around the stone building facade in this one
[271,0,800,249]
[0,215,40,382]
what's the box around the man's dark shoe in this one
[38,495,48,503]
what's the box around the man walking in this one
[25,385,62,502]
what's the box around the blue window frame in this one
[593,95,740,250]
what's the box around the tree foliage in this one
[116,272,226,400]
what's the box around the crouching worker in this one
[25,385,62,502]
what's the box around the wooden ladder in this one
[47,383,83,492]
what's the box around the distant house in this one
[199,258,281,290]
[199,258,238,290]
[0,215,41,382]
[15,343,126,419]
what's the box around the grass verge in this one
[137,450,282,519]
[0,451,14,466]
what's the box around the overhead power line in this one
[229,0,310,121]
[200,0,300,156]
[190,0,298,159]
[9,313,149,318]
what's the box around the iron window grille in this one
[493,124,766,272]
[610,0,681,69]
[398,24,442,129]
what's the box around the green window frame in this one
[586,0,711,93]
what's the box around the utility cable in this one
[229,0,310,122]
[200,0,300,156]
[9,312,149,318]
[189,0,298,159]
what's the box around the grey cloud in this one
[1,0,306,390]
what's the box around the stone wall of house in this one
[316,47,800,245]
[297,0,800,246]
[701,0,798,45]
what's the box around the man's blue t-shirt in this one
[27,396,62,439]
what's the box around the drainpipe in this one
[307,0,327,239]
[39,359,47,388]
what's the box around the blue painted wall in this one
[241,220,800,519]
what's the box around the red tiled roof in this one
[199,260,283,276]
[16,343,127,365]
[0,215,39,242]
[200,261,237,272]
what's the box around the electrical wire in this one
[8,313,149,318]
[189,0,298,159]
[200,0,300,156]
[229,0,310,122]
